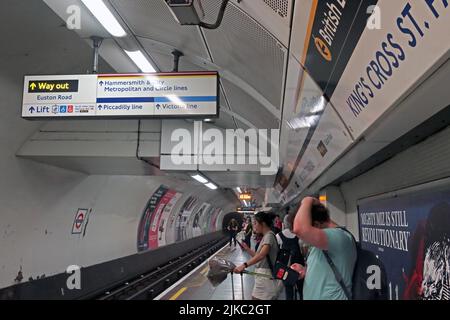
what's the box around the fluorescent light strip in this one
[205,183,218,190]
[191,174,209,184]
[236,187,242,193]
[125,50,156,73]
[81,0,127,37]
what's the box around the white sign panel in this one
[22,72,219,119]
[331,0,450,139]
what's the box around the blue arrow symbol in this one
[99,81,104,86]
[98,105,102,110]
[29,106,35,113]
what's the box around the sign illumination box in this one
[22,72,219,120]
[239,194,252,200]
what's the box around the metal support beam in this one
[172,50,184,72]
[91,36,103,74]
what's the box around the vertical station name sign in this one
[22,72,219,119]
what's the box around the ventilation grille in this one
[110,0,208,59]
[263,0,289,18]
[203,2,287,109]
[222,79,279,130]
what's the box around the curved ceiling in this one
[44,0,292,131]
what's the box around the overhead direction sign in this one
[237,207,256,213]
[239,193,252,201]
[22,72,219,119]
[28,80,79,93]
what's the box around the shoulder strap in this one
[337,226,358,248]
[264,232,277,276]
[322,250,351,300]
[322,227,357,300]
[278,231,288,244]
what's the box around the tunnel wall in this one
[0,231,226,299]
[0,166,236,290]
[0,1,237,290]
[338,125,450,239]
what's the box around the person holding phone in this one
[234,211,281,300]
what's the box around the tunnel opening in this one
[221,212,245,233]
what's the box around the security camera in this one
[165,0,233,29]
[165,0,205,26]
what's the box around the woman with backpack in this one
[276,212,305,300]
[234,211,281,300]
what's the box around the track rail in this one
[95,238,227,300]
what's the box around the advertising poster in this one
[148,189,177,250]
[189,203,211,239]
[164,195,188,245]
[210,208,223,233]
[358,184,450,300]
[200,206,215,234]
[137,185,169,252]
[303,0,378,99]
[277,0,450,197]
[175,196,199,242]
[157,192,183,248]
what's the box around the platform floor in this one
[155,244,252,300]
[156,233,289,300]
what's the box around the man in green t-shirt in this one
[291,197,356,300]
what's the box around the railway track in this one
[95,238,227,300]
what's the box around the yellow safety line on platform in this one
[200,266,209,275]
[169,287,187,300]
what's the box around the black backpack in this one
[265,232,300,286]
[277,232,305,267]
[323,227,388,300]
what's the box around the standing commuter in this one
[291,197,356,300]
[227,219,238,247]
[273,215,282,234]
[244,217,253,248]
[276,212,305,300]
[234,211,281,300]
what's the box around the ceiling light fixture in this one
[124,50,157,73]
[205,182,218,190]
[81,0,127,37]
[191,174,209,184]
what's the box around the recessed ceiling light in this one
[191,174,208,184]
[205,183,218,190]
[124,50,156,73]
[81,0,127,37]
